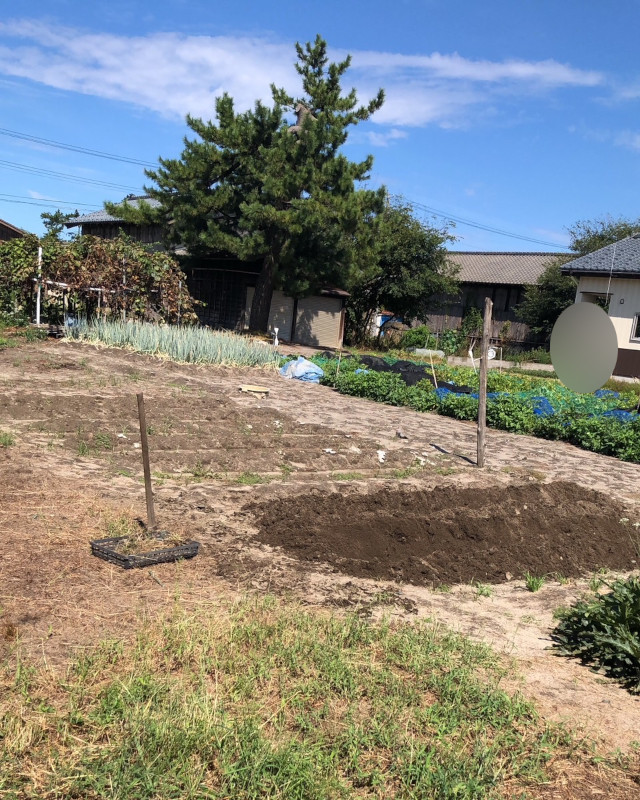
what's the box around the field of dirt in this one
[253,481,636,585]
[2,337,640,773]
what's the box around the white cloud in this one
[350,50,603,87]
[366,128,408,147]
[0,20,297,119]
[0,19,607,132]
[573,125,640,154]
[614,130,640,152]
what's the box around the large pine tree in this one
[112,36,385,331]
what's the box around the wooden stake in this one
[136,392,157,530]
[429,351,438,389]
[477,297,493,468]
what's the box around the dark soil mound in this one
[252,482,637,585]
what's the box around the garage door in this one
[295,296,343,348]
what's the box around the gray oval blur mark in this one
[550,303,618,393]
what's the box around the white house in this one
[562,234,640,377]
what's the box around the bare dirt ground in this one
[2,338,640,778]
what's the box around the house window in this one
[630,314,640,342]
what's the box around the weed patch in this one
[0,431,15,447]
[0,598,584,798]
[331,471,365,481]
[235,471,272,485]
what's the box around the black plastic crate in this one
[91,534,199,569]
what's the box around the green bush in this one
[552,577,640,693]
[399,325,433,351]
[438,329,465,355]
[486,395,537,433]
[335,370,411,406]
[504,347,552,365]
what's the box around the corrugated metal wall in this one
[268,291,295,340]
[294,296,343,348]
[245,290,343,348]
[245,288,295,339]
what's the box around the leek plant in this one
[65,320,280,368]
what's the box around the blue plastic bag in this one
[279,356,324,383]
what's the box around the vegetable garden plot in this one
[312,354,640,463]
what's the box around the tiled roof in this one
[66,196,161,226]
[561,235,640,276]
[446,251,561,286]
[0,218,27,235]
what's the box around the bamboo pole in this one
[477,297,493,468]
[429,351,438,389]
[136,393,157,530]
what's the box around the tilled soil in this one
[252,481,637,584]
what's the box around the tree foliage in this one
[346,199,458,345]
[0,234,197,323]
[40,209,77,240]
[515,259,577,341]
[111,35,386,331]
[568,215,640,256]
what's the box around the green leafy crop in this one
[552,577,640,693]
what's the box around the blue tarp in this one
[432,386,636,421]
[279,356,324,383]
[600,409,638,422]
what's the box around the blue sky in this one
[1,0,639,251]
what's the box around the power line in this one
[0,127,156,167]
[410,200,570,250]
[0,193,100,209]
[0,124,570,249]
[0,159,144,193]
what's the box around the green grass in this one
[77,431,114,456]
[234,471,272,485]
[524,572,546,593]
[331,471,365,481]
[0,597,585,799]
[0,431,15,447]
[187,460,213,480]
[65,319,281,368]
[391,466,423,479]
[0,323,47,350]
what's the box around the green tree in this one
[40,209,77,240]
[346,198,458,345]
[111,35,385,332]
[516,259,577,340]
[568,215,640,256]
